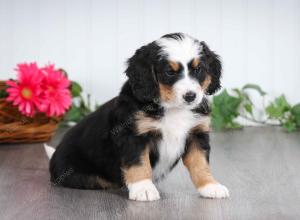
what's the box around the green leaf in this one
[59,68,68,78]
[227,121,243,129]
[283,120,297,132]
[291,103,300,127]
[244,103,253,115]
[233,88,252,104]
[0,89,7,98]
[266,95,291,119]
[232,88,243,99]
[212,89,242,130]
[64,106,83,122]
[242,84,267,96]
[71,81,82,97]
[211,107,225,130]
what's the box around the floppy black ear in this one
[200,41,222,95]
[125,42,160,103]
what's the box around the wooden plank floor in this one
[0,127,299,220]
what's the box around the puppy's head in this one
[126,33,222,108]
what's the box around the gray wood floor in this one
[0,127,299,220]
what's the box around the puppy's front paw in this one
[127,179,160,201]
[198,183,229,199]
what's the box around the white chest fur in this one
[152,108,208,180]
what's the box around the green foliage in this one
[266,96,300,132]
[242,83,267,96]
[71,81,82,97]
[212,84,266,130]
[64,98,92,123]
[292,104,300,126]
[266,95,291,120]
[211,84,299,132]
[212,90,242,130]
[0,89,7,98]
[62,81,94,125]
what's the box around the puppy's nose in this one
[183,91,196,103]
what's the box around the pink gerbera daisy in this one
[6,63,44,117]
[41,64,72,117]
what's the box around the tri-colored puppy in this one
[45,33,229,201]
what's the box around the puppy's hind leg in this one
[51,170,116,190]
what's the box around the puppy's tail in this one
[44,143,56,159]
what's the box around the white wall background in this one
[0,0,299,105]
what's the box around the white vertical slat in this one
[10,0,41,75]
[39,0,66,68]
[219,0,247,89]
[0,0,13,78]
[194,0,222,50]
[272,0,299,103]
[90,0,118,103]
[246,0,273,93]
[116,0,144,87]
[64,0,91,95]
[143,0,169,42]
[295,0,300,102]
[168,0,194,34]
[0,0,299,105]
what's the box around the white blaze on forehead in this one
[156,34,201,64]
[157,34,205,109]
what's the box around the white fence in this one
[0,0,299,105]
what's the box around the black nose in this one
[183,91,196,103]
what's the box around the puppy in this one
[45,33,229,201]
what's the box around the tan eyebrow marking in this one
[192,58,200,69]
[168,61,180,72]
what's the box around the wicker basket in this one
[0,80,61,143]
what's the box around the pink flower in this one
[6,62,72,117]
[41,64,72,117]
[6,63,44,117]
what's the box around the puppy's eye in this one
[191,68,199,75]
[190,68,204,79]
[166,71,176,77]
[193,64,201,71]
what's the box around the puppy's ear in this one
[200,41,222,95]
[125,42,160,103]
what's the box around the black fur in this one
[200,41,222,95]
[161,32,184,41]
[125,42,161,103]
[50,82,164,189]
[49,33,222,189]
[185,132,211,163]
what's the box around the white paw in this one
[127,179,160,201]
[198,183,229,199]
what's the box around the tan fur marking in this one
[201,75,212,91]
[169,61,180,72]
[135,111,160,135]
[123,147,152,184]
[159,83,175,102]
[192,117,211,133]
[183,141,216,188]
[192,58,200,69]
